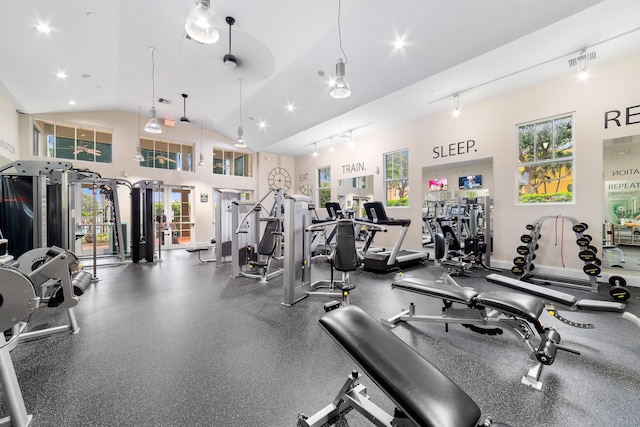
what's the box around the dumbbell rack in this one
[511,215,629,300]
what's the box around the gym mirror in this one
[602,133,640,271]
[337,175,374,218]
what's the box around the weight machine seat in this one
[440,224,461,251]
[249,218,280,269]
[393,278,545,322]
[319,305,482,427]
[332,220,359,272]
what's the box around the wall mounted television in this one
[458,175,482,189]
[428,178,448,191]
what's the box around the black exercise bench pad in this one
[486,273,578,306]
[475,291,544,322]
[319,305,482,427]
[393,277,478,303]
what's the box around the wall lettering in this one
[341,162,365,174]
[432,140,476,159]
[604,104,640,129]
[612,169,640,176]
[0,138,16,156]
[299,172,309,182]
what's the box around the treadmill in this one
[360,201,429,272]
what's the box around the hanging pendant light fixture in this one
[452,94,460,117]
[235,79,247,148]
[197,121,205,167]
[134,106,146,162]
[330,0,351,99]
[144,48,162,134]
[185,0,219,44]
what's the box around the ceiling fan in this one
[74,145,102,156]
[223,17,238,69]
[153,154,177,165]
[180,93,191,124]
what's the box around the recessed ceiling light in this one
[36,23,51,34]
[68,100,76,105]
[394,38,405,50]
[56,71,67,79]
[286,103,295,112]
[258,120,267,129]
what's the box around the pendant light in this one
[185,0,219,44]
[144,47,162,134]
[134,106,146,162]
[197,121,205,167]
[330,0,351,99]
[235,79,247,148]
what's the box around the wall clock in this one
[268,167,292,192]
[298,184,313,196]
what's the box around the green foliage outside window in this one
[385,149,409,206]
[517,115,574,204]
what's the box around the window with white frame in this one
[34,119,113,163]
[140,137,194,171]
[384,149,409,206]
[318,166,331,207]
[212,149,253,177]
[517,114,574,204]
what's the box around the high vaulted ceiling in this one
[1,0,640,157]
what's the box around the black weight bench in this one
[186,246,215,263]
[485,273,640,330]
[384,276,572,390]
[298,305,510,427]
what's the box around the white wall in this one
[295,52,640,283]
[0,90,19,166]
[15,110,295,245]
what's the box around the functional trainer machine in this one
[298,305,510,427]
[131,179,163,263]
[360,201,428,272]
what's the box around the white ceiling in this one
[1,0,640,157]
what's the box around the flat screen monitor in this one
[458,175,482,189]
[428,178,448,191]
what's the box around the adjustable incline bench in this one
[383,233,576,390]
[485,273,640,330]
[298,305,510,427]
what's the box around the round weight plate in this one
[529,263,535,271]
[516,245,530,256]
[583,234,593,242]
[520,234,533,244]
[609,276,627,287]
[513,256,526,266]
[593,258,602,266]
[609,286,631,301]
[578,250,596,261]
[526,224,535,231]
[583,263,601,276]
[587,245,598,254]
[576,237,590,247]
[531,253,537,261]
[581,222,589,231]
[572,223,587,233]
[511,266,524,275]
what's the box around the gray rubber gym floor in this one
[3,250,640,426]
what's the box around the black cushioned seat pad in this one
[319,305,482,427]
[475,291,544,322]
[392,277,478,303]
[485,273,578,306]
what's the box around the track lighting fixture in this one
[452,94,460,117]
[235,79,247,148]
[312,143,318,157]
[329,0,351,99]
[568,48,596,81]
[144,48,162,134]
[185,0,219,44]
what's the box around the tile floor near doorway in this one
[3,250,640,426]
